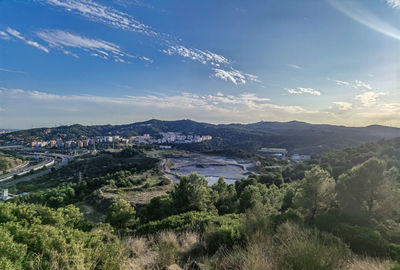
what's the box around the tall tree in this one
[293,166,335,223]
[336,158,398,223]
[171,173,215,213]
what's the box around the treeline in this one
[101,157,400,268]
[3,139,400,269]
[0,203,124,269]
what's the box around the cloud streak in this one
[5,27,49,53]
[328,78,372,90]
[0,68,26,74]
[286,87,321,96]
[329,0,400,41]
[287,64,303,70]
[213,69,260,85]
[36,30,145,62]
[0,87,318,127]
[40,0,258,84]
[43,0,156,36]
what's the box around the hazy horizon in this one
[1,0,400,129]
[2,118,400,131]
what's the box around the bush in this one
[204,222,245,255]
[0,202,125,269]
[275,222,351,270]
[106,198,137,229]
[315,213,392,258]
[135,211,242,236]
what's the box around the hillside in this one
[2,119,400,154]
[3,137,400,269]
[0,153,23,172]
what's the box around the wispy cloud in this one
[5,27,49,53]
[40,0,258,84]
[352,80,372,90]
[386,0,400,9]
[0,68,26,74]
[328,78,350,86]
[332,101,352,111]
[113,0,155,9]
[328,0,400,41]
[356,91,385,106]
[0,31,11,40]
[162,44,229,66]
[36,30,147,62]
[213,69,260,85]
[328,78,372,90]
[287,64,303,70]
[0,87,318,126]
[286,87,321,96]
[43,0,156,36]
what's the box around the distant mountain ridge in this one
[1,119,400,154]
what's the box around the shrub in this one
[275,222,351,270]
[204,223,245,255]
[135,211,241,235]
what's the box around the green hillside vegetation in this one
[0,153,23,172]
[3,119,400,154]
[2,140,400,269]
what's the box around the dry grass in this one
[214,230,276,270]
[123,231,201,270]
[343,257,393,270]
[124,237,157,270]
[122,226,394,270]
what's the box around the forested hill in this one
[2,119,400,154]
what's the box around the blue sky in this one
[0,0,399,128]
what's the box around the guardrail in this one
[0,158,55,182]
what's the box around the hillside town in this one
[28,132,213,149]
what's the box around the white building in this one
[0,189,9,201]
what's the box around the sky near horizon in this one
[0,0,399,129]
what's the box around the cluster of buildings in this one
[29,135,129,149]
[30,139,93,149]
[28,132,213,149]
[259,148,311,162]
[130,132,212,145]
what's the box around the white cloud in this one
[0,68,25,74]
[386,0,400,9]
[287,64,303,70]
[0,87,319,127]
[162,44,229,66]
[353,80,372,90]
[0,108,5,112]
[213,69,244,85]
[113,0,155,9]
[212,69,261,85]
[4,87,400,128]
[332,101,353,111]
[44,0,156,36]
[356,91,385,106]
[328,78,373,90]
[328,0,400,41]
[36,30,143,62]
[286,87,321,96]
[5,27,49,53]
[0,31,11,40]
[41,0,258,84]
[328,78,350,86]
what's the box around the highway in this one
[0,157,55,182]
[0,149,89,187]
